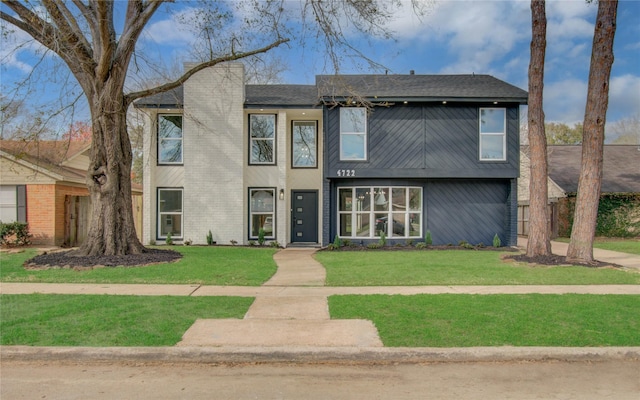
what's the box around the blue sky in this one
[2,0,639,132]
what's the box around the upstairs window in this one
[250,114,276,164]
[479,108,506,161]
[340,108,367,160]
[158,115,183,164]
[292,121,317,168]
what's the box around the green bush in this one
[378,231,387,247]
[0,222,31,246]
[258,228,266,246]
[206,230,214,245]
[165,232,173,245]
[493,234,501,248]
[333,235,342,248]
[425,230,432,246]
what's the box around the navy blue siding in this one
[426,179,510,246]
[325,104,520,179]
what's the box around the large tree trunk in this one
[567,0,617,263]
[74,84,145,256]
[526,0,551,258]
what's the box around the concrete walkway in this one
[1,241,639,349]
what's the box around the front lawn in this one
[329,294,640,347]
[555,238,640,255]
[0,294,253,346]
[316,250,640,286]
[0,246,278,285]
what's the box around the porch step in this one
[177,319,383,347]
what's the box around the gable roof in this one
[0,140,90,183]
[547,145,640,193]
[316,74,529,103]
[134,72,528,108]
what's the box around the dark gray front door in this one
[291,190,318,243]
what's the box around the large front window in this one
[340,108,367,160]
[157,188,183,239]
[292,121,317,168]
[158,115,183,164]
[338,186,422,238]
[249,188,275,239]
[479,108,506,161]
[250,114,276,164]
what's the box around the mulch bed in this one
[505,253,622,268]
[24,248,182,270]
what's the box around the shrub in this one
[258,228,266,246]
[270,241,280,248]
[333,235,342,248]
[367,243,381,249]
[183,238,192,246]
[405,239,414,246]
[415,242,427,249]
[230,240,238,246]
[165,232,173,245]
[425,230,432,246]
[378,231,387,247]
[493,234,501,248]
[206,230,214,245]
[248,240,256,246]
[0,222,31,246]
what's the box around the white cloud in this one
[544,78,588,123]
[143,8,199,46]
[0,23,45,74]
[608,74,640,121]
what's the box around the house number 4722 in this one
[337,169,356,177]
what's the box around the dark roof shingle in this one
[547,145,640,193]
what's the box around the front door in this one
[291,190,318,243]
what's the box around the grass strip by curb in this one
[1,294,253,346]
[329,294,640,347]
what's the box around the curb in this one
[3,346,639,365]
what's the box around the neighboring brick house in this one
[518,145,640,237]
[0,140,143,246]
[135,63,528,247]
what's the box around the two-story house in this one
[135,63,527,247]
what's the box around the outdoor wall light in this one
[279,189,285,200]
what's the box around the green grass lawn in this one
[0,246,278,285]
[0,294,253,346]
[555,238,640,255]
[329,294,640,347]
[316,250,640,286]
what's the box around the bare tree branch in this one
[125,37,289,103]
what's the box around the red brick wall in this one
[26,183,89,246]
[25,184,56,245]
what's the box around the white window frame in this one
[157,114,183,165]
[339,107,367,161]
[249,114,276,165]
[157,188,183,239]
[338,186,422,239]
[249,188,276,239]
[479,108,507,161]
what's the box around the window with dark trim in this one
[158,115,183,164]
[249,114,276,164]
[249,188,275,239]
[157,188,183,239]
[292,121,317,168]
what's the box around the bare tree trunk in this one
[567,0,618,263]
[526,0,551,257]
[74,84,144,256]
